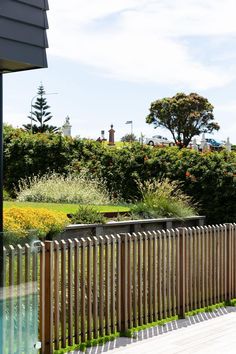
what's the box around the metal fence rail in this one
[4,224,236,354]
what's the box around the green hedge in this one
[4,126,236,224]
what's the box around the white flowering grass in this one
[16,173,111,205]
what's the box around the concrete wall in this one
[56,216,205,240]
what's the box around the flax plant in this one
[131,178,197,219]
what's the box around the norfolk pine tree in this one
[24,84,58,133]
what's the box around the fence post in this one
[179,228,186,318]
[120,233,128,333]
[44,241,54,354]
[225,224,232,301]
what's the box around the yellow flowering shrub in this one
[4,207,69,239]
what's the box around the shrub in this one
[3,207,69,243]
[16,172,111,205]
[71,205,107,224]
[3,189,12,201]
[131,179,197,219]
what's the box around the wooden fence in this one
[3,224,236,353]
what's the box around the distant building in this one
[62,116,72,137]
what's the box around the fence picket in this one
[148,231,153,323]
[157,230,163,319]
[138,232,143,325]
[93,237,98,339]
[153,231,158,321]
[99,236,104,337]
[68,239,74,346]
[132,233,138,327]
[81,238,86,342]
[61,240,67,348]
[110,235,116,334]
[74,238,80,344]
[105,235,110,335]
[54,241,60,350]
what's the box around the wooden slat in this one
[171,229,176,316]
[87,238,92,341]
[105,235,110,335]
[148,231,153,323]
[99,236,104,337]
[179,228,186,318]
[167,230,171,317]
[212,226,217,304]
[189,228,193,311]
[54,241,60,350]
[158,231,163,319]
[127,233,132,328]
[74,238,80,344]
[143,232,148,324]
[217,226,221,303]
[208,226,213,305]
[205,226,209,307]
[110,235,116,334]
[138,232,143,325]
[218,225,222,302]
[120,233,128,333]
[197,227,201,309]
[227,224,232,300]
[68,239,74,345]
[116,234,121,331]
[176,229,180,316]
[185,229,189,313]
[192,228,197,310]
[162,230,167,319]
[93,237,98,339]
[153,231,158,321]
[61,240,67,348]
[201,226,205,308]
[40,242,45,353]
[133,233,138,327]
[233,225,236,298]
[81,238,86,342]
[224,225,228,300]
[234,225,236,297]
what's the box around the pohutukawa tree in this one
[24,84,58,133]
[146,92,220,148]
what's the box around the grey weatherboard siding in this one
[0,0,49,72]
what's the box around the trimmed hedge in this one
[4,126,236,224]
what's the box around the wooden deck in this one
[70,307,236,353]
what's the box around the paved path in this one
[70,307,236,354]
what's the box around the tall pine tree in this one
[24,84,58,133]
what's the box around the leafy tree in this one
[120,133,137,142]
[23,84,58,133]
[146,92,220,148]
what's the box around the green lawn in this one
[4,201,130,215]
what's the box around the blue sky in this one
[3,0,236,142]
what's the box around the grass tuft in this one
[16,172,111,205]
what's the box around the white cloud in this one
[47,0,236,90]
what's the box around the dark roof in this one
[0,0,49,72]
